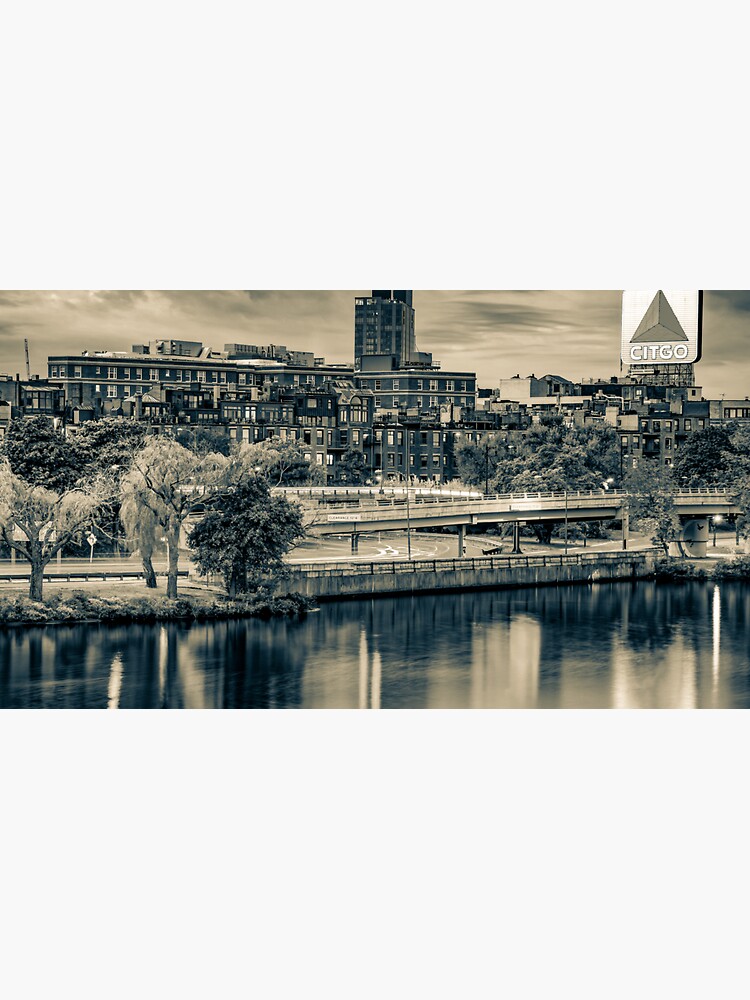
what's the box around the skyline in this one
[1,290,749,398]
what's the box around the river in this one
[1,580,749,708]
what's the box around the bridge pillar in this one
[457,525,465,557]
[668,517,709,558]
[351,533,360,554]
[511,522,522,554]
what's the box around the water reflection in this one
[2,581,750,708]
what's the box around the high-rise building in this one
[354,291,417,368]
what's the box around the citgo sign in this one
[621,290,703,365]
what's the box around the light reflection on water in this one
[2,581,750,709]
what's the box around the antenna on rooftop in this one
[24,338,30,380]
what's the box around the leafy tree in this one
[334,447,371,485]
[455,434,513,492]
[468,423,621,496]
[724,423,750,543]
[174,426,231,457]
[124,438,236,599]
[0,460,112,600]
[234,439,325,486]
[72,418,150,472]
[187,477,305,597]
[625,462,680,555]
[671,425,734,487]
[2,417,86,491]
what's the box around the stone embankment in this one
[286,550,659,601]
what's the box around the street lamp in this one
[401,425,412,560]
[564,488,568,556]
[713,514,723,547]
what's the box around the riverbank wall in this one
[286,550,659,601]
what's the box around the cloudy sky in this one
[0,290,748,399]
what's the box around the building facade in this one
[354,291,421,368]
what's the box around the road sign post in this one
[87,531,97,564]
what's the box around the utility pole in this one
[24,339,30,379]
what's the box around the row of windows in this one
[50,365,328,387]
[621,435,676,451]
[368,379,470,392]
[373,396,470,409]
[637,417,706,433]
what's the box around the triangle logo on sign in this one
[630,290,688,343]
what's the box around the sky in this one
[0,290,748,399]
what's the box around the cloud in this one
[0,290,748,398]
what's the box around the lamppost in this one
[564,488,568,556]
[484,440,490,497]
[713,514,723,547]
[402,424,412,560]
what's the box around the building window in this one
[50,366,58,377]
[430,380,438,391]
[108,367,117,379]
[176,370,182,381]
[107,385,118,397]
[374,379,382,391]
[74,366,82,378]
[446,380,454,391]
[685,419,692,430]
[197,371,206,383]
[416,380,423,391]
[392,379,399,390]
[136,368,143,380]
[375,397,381,408]
[429,396,438,408]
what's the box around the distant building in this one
[354,291,432,369]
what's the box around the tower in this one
[354,291,417,368]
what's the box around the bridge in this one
[280,486,740,558]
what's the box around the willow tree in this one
[125,438,236,599]
[119,492,160,588]
[0,460,111,601]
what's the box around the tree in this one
[724,423,750,544]
[625,462,680,555]
[125,438,236,599]
[234,439,325,486]
[119,491,160,588]
[0,461,111,600]
[2,416,86,491]
[71,418,150,471]
[455,434,513,492]
[174,426,231,457]
[187,477,305,597]
[334,447,371,485]
[672,425,734,486]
